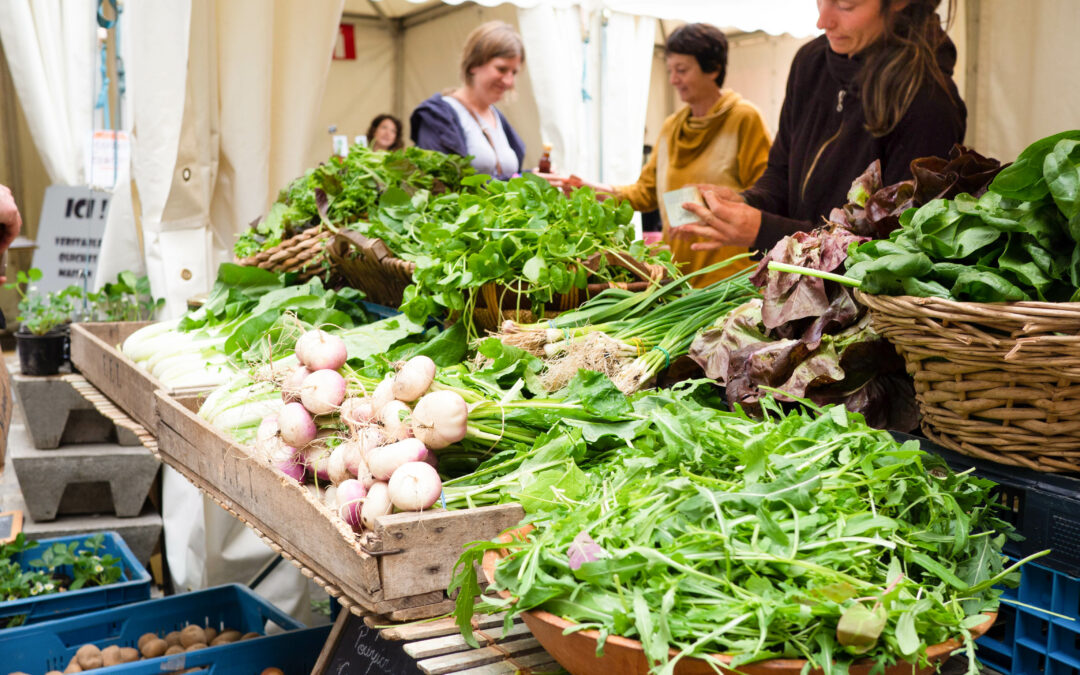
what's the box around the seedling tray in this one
[0,531,150,629]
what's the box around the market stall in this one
[4,1,1080,674]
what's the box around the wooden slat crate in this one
[314,610,564,675]
[154,392,525,620]
[69,322,212,432]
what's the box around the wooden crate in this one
[69,322,212,432]
[154,392,524,619]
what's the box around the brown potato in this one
[164,630,182,647]
[209,629,241,646]
[184,642,207,652]
[240,631,260,640]
[164,645,185,656]
[261,669,285,675]
[137,632,158,650]
[62,659,82,674]
[179,625,205,648]
[119,647,140,663]
[76,643,103,670]
[203,626,217,643]
[102,644,122,666]
[141,638,168,659]
[46,671,64,675]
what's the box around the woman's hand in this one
[677,186,761,249]
[0,184,22,283]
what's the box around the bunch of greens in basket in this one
[359,173,677,339]
[845,130,1080,302]
[451,390,1040,675]
[234,145,475,258]
[492,258,759,393]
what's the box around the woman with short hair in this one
[680,0,966,252]
[410,21,526,179]
[541,23,773,287]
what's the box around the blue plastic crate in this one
[0,584,305,673]
[1,531,151,629]
[104,625,333,675]
[976,559,1080,675]
[361,300,401,320]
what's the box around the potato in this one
[76,644,103,670]
[46,671,64,675]
[119,647,140,663]
[261,669,285,675]
[240,631,260,640]
[164,630,182,647]
[179,625,205,648]
[141,638,168,658]
[165,645,185,656]
[102,644,123,666]
[184,642,207,652]
[63,659,82,674]
[137,632,158,650]
[203,626,217,643]
[209,629,241,646]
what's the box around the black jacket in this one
[410,94,526,180]
[744,34,967,249]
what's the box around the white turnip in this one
[422,452,438,471]
[340,397,376,432]
[392,355,436,402]
[379,400,413,441]
[281,366,311,404]
[303,446,332,484]
[278,402,317,448]
[295,329,348,371]
[336,479,368,530]
[276,451,306,483]
[410,390,468,450]
[366,438,428,481]
[387,462,442,512]
[372,376,395,412]
[361,481,393,530]
[322,485,338,509]
[327,444,352,485]
[300,369,347,415]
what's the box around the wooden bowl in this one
[482,527,997,675]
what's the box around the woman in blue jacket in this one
[410,21,526,180]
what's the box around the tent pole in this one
[393,19,405,121]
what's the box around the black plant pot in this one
[16,326,70,376]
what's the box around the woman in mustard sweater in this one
[541,23,772,286]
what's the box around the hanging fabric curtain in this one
[598,10,655,186]
[0,0,96,186]
[517,4,598,179]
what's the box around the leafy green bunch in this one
[846,130,1080,302]
[452,388,1032,675]
[362,173,674,337]
[0,533,124,628]
[234,145,475,258]
[3,269,81,335]
[88,270,162,321]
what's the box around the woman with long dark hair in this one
[679,0,965,251]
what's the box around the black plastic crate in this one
[892,431,1080,578]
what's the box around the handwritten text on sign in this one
[30,186,110,295]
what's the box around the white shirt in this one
[442,95,520,177]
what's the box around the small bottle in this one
[537,143,552,174]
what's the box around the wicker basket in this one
[235,227,331,281]
[327,230,416,307]
[856,290,1080,472]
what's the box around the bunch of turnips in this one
[252,329,466,532]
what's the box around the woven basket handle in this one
[581,251,666,283]
[328,229,396,266]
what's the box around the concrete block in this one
[13,373,140,449]
[20,506,163,567]
[9,422,160,521]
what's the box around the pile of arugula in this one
[846,130,1080,302]
[233,145,474,259]
[359,173,675,337]
[451,385,1037,675]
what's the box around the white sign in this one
[30,186,110,295]
[86,130,130,190]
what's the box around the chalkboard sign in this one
[315,611,422,675]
